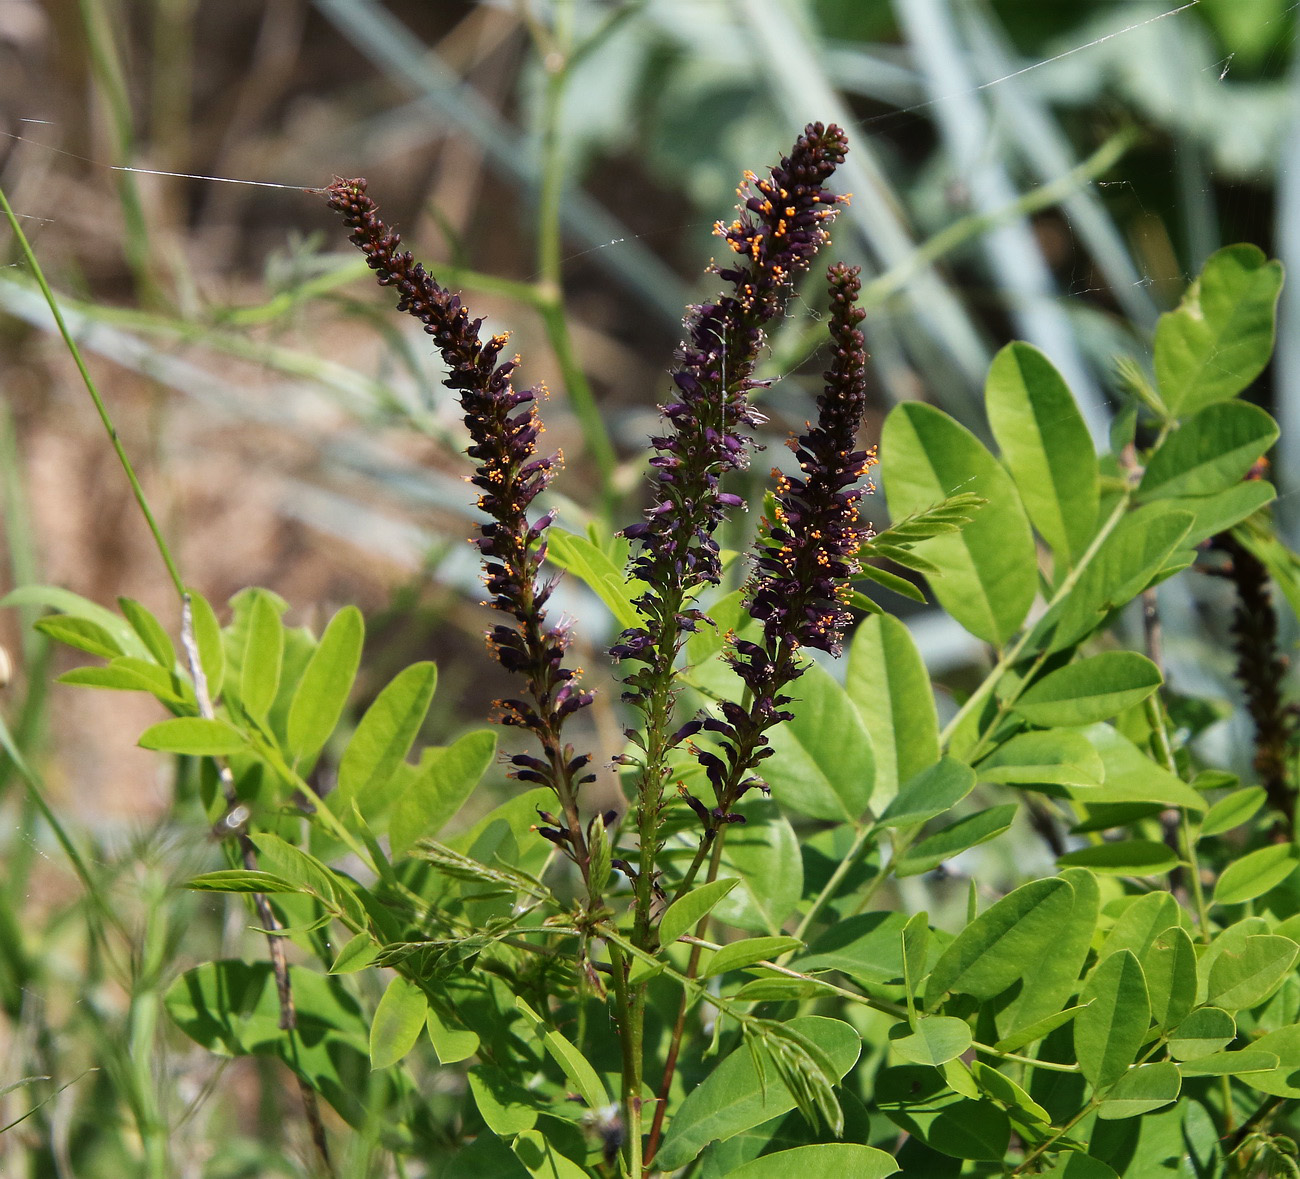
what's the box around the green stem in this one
[607,942,642,1179]
[939,490,1133,752]
[0,185,186,599]
[1145,695,1213,940]
[792,822,877,943]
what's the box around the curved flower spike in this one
[325,178,593,871]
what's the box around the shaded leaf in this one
[889,1017,972,1066]
[1057,840,1178,876]
[370,975,428,1070]
[724,1144,898,1179]
[655,1017,861,1172]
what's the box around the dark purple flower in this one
[326,178,593,867]
[692,263,875,826]
[612,123,850,689]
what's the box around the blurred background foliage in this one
[1,0,1299,1173]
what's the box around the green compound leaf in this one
[655,1017,861,1173]
[1213,843,1300,907]
[724,1145,898,1179]
[286,605,364,761]
[881,402,1036,647]
[1138,401,1278,501]
[659,878,740,950]
[1095,1062,1180,1120]
[1075,949,1149,1089]
[369,975,428,1070]
[1154,243,1283,415]
[846,614,939,809]
[985,341,1099,565]
[1011,652,1162,728]
[925,877,1074,1008]
[139,717,247,756]
[335,661,437,819]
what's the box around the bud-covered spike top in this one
[613,122,849,678]
[745,261,875,660]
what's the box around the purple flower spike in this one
[691,263,875,829]
[613,122,849,689]
[326,178,593,870]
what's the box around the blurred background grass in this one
[1,0,1298,1173]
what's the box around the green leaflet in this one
[880,402,1036,647]
[286,605,364,761]
[1038,506,1192,653]
[762,661,874,822]
[1153,243,1283,415]
[1212,843,1300,907]
[976,729,1103,791]
[1095,1062,1180,1120]
[545,528,643,630]
[370,975,428,1070]
[139,716,246,756]
[239,589,285,724]
[985,341,1098,565]
[334,661,438,820]
[659,878,741,948]
[388,729,497,857]
[724,1145,898,1179]
[876,758,974,828]
[846,614,938,808]
[712,799,803,935]
[1075,949,1149,1089]
[1011,651,1162,728]
[925,877,1075,1009]
[1137,401,1278,501]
